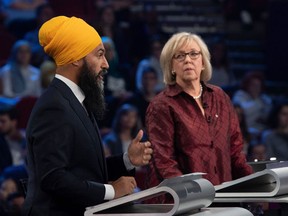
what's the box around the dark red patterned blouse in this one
[146,82,253,188]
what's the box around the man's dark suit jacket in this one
[22,78,133,216]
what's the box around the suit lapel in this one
[51,79,106,176]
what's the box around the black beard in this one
[78,60,106,120]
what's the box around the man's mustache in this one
[96,69,108,78]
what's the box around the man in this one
[22,16,153,216]
[0,107,26,171]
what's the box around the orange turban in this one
[39,16,102,66]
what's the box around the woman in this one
[145,32,252,200]
[0,40,41,98]
[263,101,288,161]
[232,71,272,133]
[103,104,142,156]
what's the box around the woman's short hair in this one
[160,32,212,85]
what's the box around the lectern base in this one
[87,205,253,216]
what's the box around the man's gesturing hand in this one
[128,130,153,166]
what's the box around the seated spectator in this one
[247,142,267,162]
[39,60,56,91]
[1,0,47,38]
[0,40,41,98]
[262,101,288,161]
[0,107,26,167]
[209,38,234,87]
[0,24,17,66]
[124,67,159,127]
[0,165,28,186]
[234,103,251,155]
[23,2,54,67]
[92,4,131,65]
[232,71,273,135]
[103,104,142,156]
[135,36,165,92]
[0,178,18,201]
[98,36,132,132]
[0,134,13,174]
[0,177,25,215]
[101,36,131,99]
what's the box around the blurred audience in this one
[220,0,268,29]
[0,178,18,201]
[99,36,132,132]
[247,142,267,162]
[14,96,37,130]
[0,24,17,67]
[135,35,165,92]
[232,71,273,135]
[125,67,159,127]
[0,133,13,174]
[234,103,251,155]
[209,39,234,87]
[262,101,288,161]
[39,60,56,91]
[0,176,25,216]
[0,40,41,98]
[129,3,167,66]
[0,107,26,167]
[23,3,54,67]
[48,0,95,23]
[92,4,131,65]
[102,36,131,99]
[1,0,47,38]
[103,104,142,156]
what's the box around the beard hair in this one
[78,59,106,120]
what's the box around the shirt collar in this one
[55,74,85,104]
[165,82,213,97]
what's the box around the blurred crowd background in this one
[0,0,288,215]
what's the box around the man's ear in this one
[72,59,82,67]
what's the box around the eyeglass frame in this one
[173,50,202,62]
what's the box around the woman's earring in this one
[172,71,176,80]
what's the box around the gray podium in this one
[84,173,253,216]
[214,165,288,216]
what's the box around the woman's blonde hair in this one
[160,32,212,85]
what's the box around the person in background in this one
[234,103,251,155]
[0,107,26,167]
[101,36,131,99]
[0,134,13,175]
[124,67,159,127]
[1,0,46,38]
[22,16,152,216]
[39,60,56,91]
[135,36,164,92]
[209,38,234,87]
[99,36,132,134]
[262,101,288,161]
[0,40,41,98]
[0,178,18,201]
[103,104,142,156]
[92,4,131,65]
[23,2,55,67]
[145,32,252,203]
[232,71,273,135]
[247,142,267,162]
[0,177,25,216]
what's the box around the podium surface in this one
[85,174,252,216]
[85,205,252,216]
